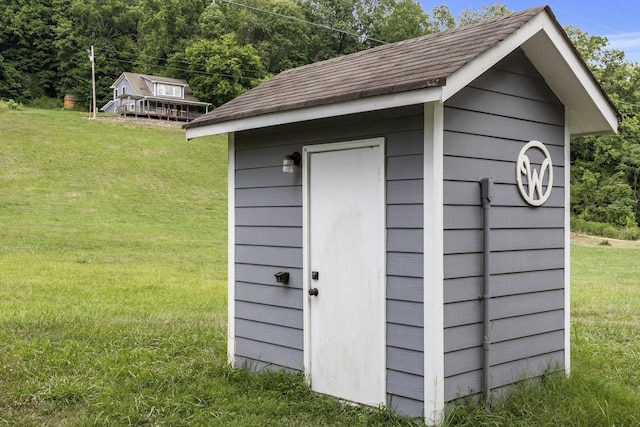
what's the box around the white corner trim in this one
[424,102,445,424]
[564,109,571,375]
[227,133,236,366]
[185,88,441,139]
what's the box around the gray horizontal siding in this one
[236,226,302,248]
[444,228,564,254]
[387,276,423,302]
[385,124,425,418]
[442,51,566,402]
[233,107,426,417]
[235,337,302,370]
[236,186,301,207]
[444,269,565,303]
[490,350,564,389]
[387,180,423,204]
[235,264,302,287]
[443,156,563,186]
[236,207,302,227]
[444,109,564,145]
[236,245,302,268]
[236,166,300,189]
[469,63,562,104]
[388,252,423,277]
[444,131,565,166]
[388,323,423,352]
[444,181,564,207]
[444,349,564,402]
[446,86,564,126]
[444,289,565,328]
[444,206,564,229]
[388,396,425,420]
[387,369,424,401]
[235,301,302,329]
[236,318,303,350]
[388,300,423,327]
[388,204,423,228]
[444,310,565,352]
[236,282,302,308]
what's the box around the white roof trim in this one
[185,87,441,140]
[442,12,617,135]
[523,18,618,135]
[109,72,127,89]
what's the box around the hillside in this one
[0,108,228,320]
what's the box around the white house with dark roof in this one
[100,72,210,121]
[184,6,617,423]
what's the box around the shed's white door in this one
[304,138,386,406]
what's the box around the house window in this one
[122,86,126,95]
[156,84,181,97]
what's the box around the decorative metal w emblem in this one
[516,140,553,206]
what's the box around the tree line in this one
[1,0,638,230]
[0,0,510,107]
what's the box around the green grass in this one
[0,109,419,426]
[1,109,639,426]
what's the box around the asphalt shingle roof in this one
[184,6,549,130]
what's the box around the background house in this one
[100,72,210,121]
[184,6,617,424]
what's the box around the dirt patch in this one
[571,232,640,249]
[92,115,186,129]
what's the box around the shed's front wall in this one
[232,105,426,417]
[442,50,567,402]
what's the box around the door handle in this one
[308,288,319,297]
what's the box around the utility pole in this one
[88,45,97,119]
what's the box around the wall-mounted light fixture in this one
[282,152,301,173]
[274,272,290,285]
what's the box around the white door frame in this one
[302,137,387,405]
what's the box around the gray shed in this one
[184,6,617,423]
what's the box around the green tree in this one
[0,0,68,101]
[137,0,209,75]
[54,0,141,107]
[378,0,433,42]
[457,3,511,27]
[568,27,640,227]
[302,0,364,61]
[430,5,456,31]
[184,35,269,106]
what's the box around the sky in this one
[418,0,640,63]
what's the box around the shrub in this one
[28,96,62,110]
[571,217,640,240]
[0,99,23,112]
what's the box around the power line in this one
[100,56,266,81]
[215,0,388,45]
[554,7,622,35]
[98,46,267,76]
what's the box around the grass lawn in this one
[1,108,639,426]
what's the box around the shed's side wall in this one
[442,50,566,402]
[232,106,426,417]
